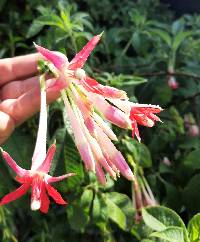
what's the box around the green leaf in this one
[48,127,66,175]
[137,143,152,168]
[92,194,101,221]
[26,20,44,38]
[105,196,126,230]
[183,150,200,172]
[2,129,34,170]
[36,15,65,30]
[150,226,185,242]
[123,138,152,168]
[143,206,186,229]
[81,189,93,210]
[141,240,154,242]
[150,29,171,46]
[123,76,147,86]
[179,137,200,150]
[72,12,89,20]
[188,213,200,241]
[172,19,185,35]
[142,208,166,232]
[132,32,141,51]
[183,174,200,215]
[67,202,89,232]
[142,206,189,242]
[130,9,146,26]
[106,192,135,229]
[169,107,184,134]
[162,180,182,211]
[172,31,193,52]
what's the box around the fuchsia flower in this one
[132,176,158,223]
[0,78,75,213]
[189,124,199,137]
[34,34,162,184]
[184,113,199,137]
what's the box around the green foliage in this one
[142,207,200,242]
[1,0,200,241]
[188,213,200,241]
[142,206,188,241]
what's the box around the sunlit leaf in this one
[150,226,185,242]
[188,213,200,242]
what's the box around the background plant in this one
[1,0,200,241]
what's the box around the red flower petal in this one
[147,113,160,122]
[130,106,162,128]
[131,119,141,142]
[31,174,43,204]
[0,183,30,206]
[40,184,50,214]
[68,35,101,70]
[34,43,68,69]
[81,77,102,95]
[15,175,32,184]
[45,184,67,205]
[37,144,56,173]
[1,150,27,176]
[82,77,127,99]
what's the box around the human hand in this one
[0,53,60,144]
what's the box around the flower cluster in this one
[0,34,162,213]
[34,34,162,184]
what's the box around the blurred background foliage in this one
[1,0,200,241]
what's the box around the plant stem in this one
[121,37,133,56]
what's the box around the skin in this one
[0,53,60,145]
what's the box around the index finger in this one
[0,53,41,86]
[0,78,60,126]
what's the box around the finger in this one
[0,76,39,100]
[0,111,15,145]
[0,53,41,86]
[0,78,60,126]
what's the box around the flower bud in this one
[168,76,179,90]
[162,156,172,166]
[189,124,199,137]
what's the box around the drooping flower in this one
[34,34,162,184]
[184,113,200,137]
[132,174,158,223]
[0,76,75,213]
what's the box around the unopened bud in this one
[162,156,171,166]
[168,76,179,90]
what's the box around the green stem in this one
[121,36,133,56]
[70,32,77,52]
[168,50,176,72]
